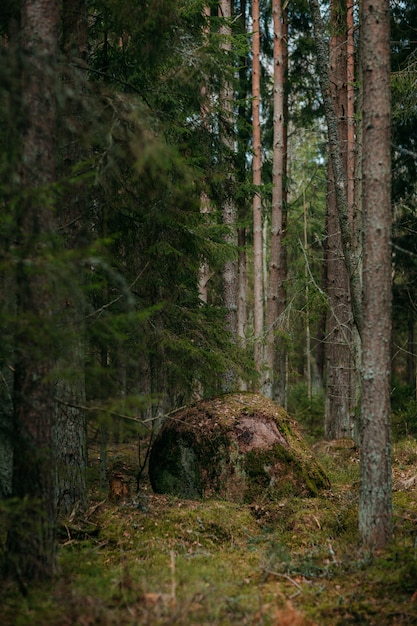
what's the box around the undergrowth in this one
[1,438,417,625]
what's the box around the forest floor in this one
[2,430,417,625]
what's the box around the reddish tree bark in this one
[219,0,238,390]
[324,0,354,439]
[309,0,362,335]
[252,0,263,376]
[265,0,288,405]
[198,6,212,305]
[237,0,248,363]
[359,0,392,549]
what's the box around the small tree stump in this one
[109,472,130,502]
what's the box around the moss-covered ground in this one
[2,435,417,625]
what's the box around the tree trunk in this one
[359,0,392,549]
[252,0,263,377]
[219,0,238,391]
[0,360,13,499]
[198,7,212,306]
[237,0,248,387]
[0,15,18,500]
[324,0,354,439]
[346,0,355,218]
[7,0,60,583]
[407,306,416,393]
[0,269,14,499]
[54,0,88,517]
[352,0,363,441]
[309,0,362,335]
[198,191,211,305]
[265,0,288,405]
[238,227,247,347]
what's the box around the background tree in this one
[198,6,212,306]
[219,0,239,390]
[252,0,264,377]
[0,0,20,501]
[390,0,417,418]
[359,0,392,549]
[54,0,89,517]
[264,0,288,405]
[324,0,355,439]
[309,0,362,337]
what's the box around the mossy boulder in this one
[149,393,330,502]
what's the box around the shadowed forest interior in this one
[1,0,417,623]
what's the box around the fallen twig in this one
[262,568,304,592]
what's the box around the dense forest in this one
[1,0,417,619]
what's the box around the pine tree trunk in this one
[346,0,355,217]
[7,0,60,583]
[309,0,362,335]
[238,227,247,346]
[237,0,248,371]
[352,2,363,439]
[219,0,238,390]
[324,0,354,439]
[0,267,13,498]
[54,0,88,517]
[265,0,288,405]
[0,0,19,503]
[407,307,416,394]
[198,7,212,305]
[252,0,263,376]
[0,358,13,499]
[359,0,392,549]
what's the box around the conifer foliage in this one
[0,0,414,582]
[0,0,250,582]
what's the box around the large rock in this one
[149,393,330,502]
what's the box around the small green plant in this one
[287,382,325,440]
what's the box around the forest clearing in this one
[2,414,417,626]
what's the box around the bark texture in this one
[198,9,212,305]
[309,0,362,335]
[252,0,263,375]
[265,0,288,406]
[324,0,354,439]
[54,0,88,517]
[237,1,248,354]
[0,0,19,502]
[219,0,238,390]
[359,0,392,549]
[7,0,60,583]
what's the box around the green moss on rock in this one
[149,393,330,502]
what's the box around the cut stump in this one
[149,393,330,502]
